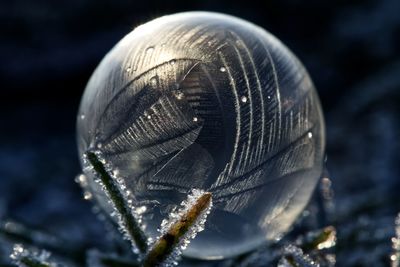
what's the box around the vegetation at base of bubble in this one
[0,219,85,263]
[2,213,399,267]
[1,171,399,267]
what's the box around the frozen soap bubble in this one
[77,12,325,260]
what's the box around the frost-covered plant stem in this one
[86,151,213,266]
[85,151,148,254]
[143,192,212,267]
[10,244,54,267]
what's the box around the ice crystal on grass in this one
[84,149,215,266]
[162,191,212,266]
[144,189,213,267]
[83,150,148,255]
[279,244,320,267]
[159,189,211,237]
[10,244,58,267]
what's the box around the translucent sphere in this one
[77,12,325,259]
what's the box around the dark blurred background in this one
[1,0,399,266]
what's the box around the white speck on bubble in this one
[150,76,158,86]
[241,96,248,103]
[308,132,313,139]
[219,67,226,72]
[193,117,198,122]
[175,90,184,100]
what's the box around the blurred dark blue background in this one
[1,0,399,266]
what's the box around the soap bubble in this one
[77,12,325,259]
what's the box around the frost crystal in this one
[10,244,57,267]
[280,244,320,267]
[159,189,211,236]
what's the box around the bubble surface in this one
[77,12,325,259]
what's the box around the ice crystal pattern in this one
[77,12,325,259]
